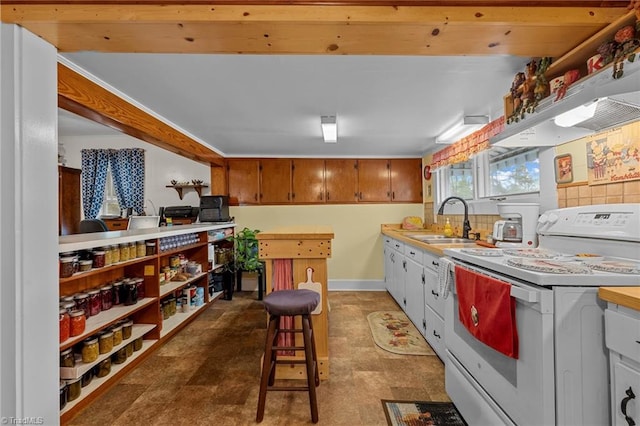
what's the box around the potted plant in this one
[225,227,262,298]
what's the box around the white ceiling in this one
[59,53,529,158]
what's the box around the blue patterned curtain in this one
[81,149,110,219]
[109,148,145,215]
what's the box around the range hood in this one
[490,58,640,147]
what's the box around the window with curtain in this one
[81,148,145,219]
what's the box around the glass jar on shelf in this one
[121,319,133,340]
[66,377,81,402]
[60,348,75,368]
[69,310,86,337]
[81,337,99,363]
[100,284,113,311]
[136,240,146,258]
[111,324,123,346]
[73,293,89,317]
[110,244,120,263]
[59,308,70,343]
[87,289,101,317]
[98,330,114,354]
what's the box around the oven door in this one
[444,260,555,426]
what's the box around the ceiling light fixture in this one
[554,99,600,128]
[435,115,489,144]
[321,115,337,143]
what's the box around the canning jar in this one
[133,337,143,352]
[119,243,129,262]
[59,257,76,278]
[69,310,86,337]
[76,259,91,272]
[112,347,127,364]
[59,308,70,343]
[110,245,120,263]
[73,293,89,316]
[81,369,93,388]
[133,277,145,300]
[100,285,113,311]
[122,281,138,306]
[145,241,156,256]
[66,377,82,402]
[121,319,133,340]
[125,342,133,358]
[60,381,68,410]
[60,348,75,368]
[87,289,101,317]
[94,357,111,378]
[128,242,136,260]
[112,280,123,305]
[92,250,106,268]
[111,324,123,346]
[98,330,114,354]
[82,337,99,363]
[102,246,112,266]
[136,241,146,258]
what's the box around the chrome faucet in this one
[437,196,472,240]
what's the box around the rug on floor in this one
[367,311,434,355]
[382,400,467,426]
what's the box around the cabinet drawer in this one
[425,304,445,361]
[611,360,640,426]
[405,246,423,263]
[606,308,640,360]
[424,267,444,317]
[423,252,440,273]
[391,239,404,254]
[103,218,129,231]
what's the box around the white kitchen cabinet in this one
[605,304,640,426]
[423,250,446,360]
[404,247,425,334]
[383,237,404,306]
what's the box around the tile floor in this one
[68,291,448,425]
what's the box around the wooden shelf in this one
[60,255,155,285]
[60,298,157,351]
[166,184,208,200]
[160,302,208,339]
[60,323,156,380]
[160,272,207,298]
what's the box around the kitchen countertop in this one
[381,224,478,257]
[599,287,640,311]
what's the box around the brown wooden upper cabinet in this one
[260,159,292,204]
[390,159,423,202]
[292,159,325,203]
[227,159,260,205]
[227,157,421,205]
[357,159,390,202]
[325,159,358,204]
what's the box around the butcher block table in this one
[257,225,334,380]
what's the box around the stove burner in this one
[586,260,640,274]
[460,248,503,257]
[506,258,593,274]
[503,248,559,259]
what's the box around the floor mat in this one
[382,400,467,426]
[367,311,434,355]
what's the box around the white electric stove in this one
[443,204,640,426]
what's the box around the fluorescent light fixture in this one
[554,99,599,127]
[435,115,489,144]
[321,115,337,143]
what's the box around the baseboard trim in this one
[327,280,386,291]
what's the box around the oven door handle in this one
[510,285,539,303]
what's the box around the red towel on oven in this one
[455,265,519,359]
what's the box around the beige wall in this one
[229,204,423,282]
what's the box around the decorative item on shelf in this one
[506,57,552,124]
[191,179,203,185]
[554,69,581,101]
[612,24,639,79]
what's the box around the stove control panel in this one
[538,204,640,242]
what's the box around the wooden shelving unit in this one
[166,184,208,200]
[58,224,234,423]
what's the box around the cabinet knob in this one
[326,192,330,201]
[433,330,441,339]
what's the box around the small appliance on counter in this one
[161,206,200,225]
[492,202,539,247]
[199,195,232,223]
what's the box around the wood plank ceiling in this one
[1,1,634,175]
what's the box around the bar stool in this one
[256,289,320,423]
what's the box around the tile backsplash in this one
[423,201,500,240]
[557,180,640,207]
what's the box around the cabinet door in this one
[384,241,394,293]
[425,304,445,359]
[325,159,358,203]
[612,360,640,426]
[405,256,425,334]
[423,253,445,318]
[357,159,390,202]
[59,166,81,235]
[292,159,325,203]
[390,158,422,202]
[392,252,405,307]
[227,159,260,205]
[260,159,292,204]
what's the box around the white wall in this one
[61,133,211,216]
[1,24,59,423]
